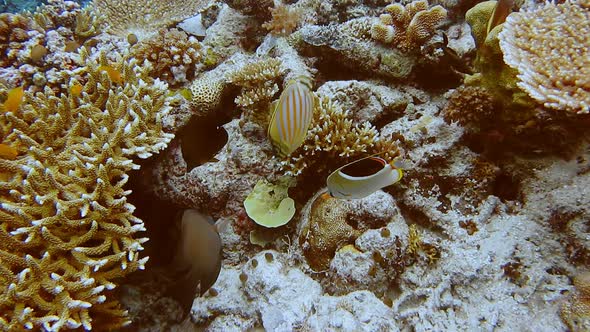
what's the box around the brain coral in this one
[499,0,590,114]
[0,49,173,331]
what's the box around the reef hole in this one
[179,112,230,170]
[491,171,521,203]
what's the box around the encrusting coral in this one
[370,0,447,52]
[499,0,590,114]
[0,48,173,331]
[561,271,590,330]
[442,86,495,132]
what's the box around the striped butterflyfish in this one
[268,76,315,156]
[327,155,403,199]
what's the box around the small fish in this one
[2,86,24,113]
[486,0,514,34]
[166,209,222,315]
[98,65,122,84]
[327,155,403,199]
[268,76,315,156]
[70,83,83,97]
[0,143,17,160]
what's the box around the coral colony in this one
[0,0,589,330]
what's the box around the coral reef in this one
[561,271,590,330]
[0,49,173,330]
[281,97,399,176]
[370,0,448,52]
[91,0,210,37]
[129,28,203,86]
[499,0,590,114]
[3,0,584,330]
[262,2,302,36]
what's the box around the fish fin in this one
[165,269,201,316]
[486,0,514,34]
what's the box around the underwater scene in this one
[0,0,589,331]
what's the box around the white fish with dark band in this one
[327,155,403,199]
[268,76,315,156]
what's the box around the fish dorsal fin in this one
[339,156,387,178]
[486,0,514,34]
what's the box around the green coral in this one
[464,0,535,114]
[244,178,295,228]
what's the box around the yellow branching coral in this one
[281,97,399,176]
[130,28,203,86]
[228,57,283,112]
[499,0,590,114]
[371,0,447,52]
[74,7,102,40]
[91,0,210,37]
[0,48,174,331]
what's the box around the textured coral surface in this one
[499,0,590,114]
[0,49,173,330]
[2,0,590,331]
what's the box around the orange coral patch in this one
[3,86,24,113]
[98,65,123,84]
[71,83,84,97]
[0,143,17,160]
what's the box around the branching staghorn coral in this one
[228,57,283,114]
[0,48,174,331]
[262,2,302,36]
[281,97,400,176]
[91,0,211,37]
[499,0,590,114]
[370,0,447,52]
[130,28,204,86]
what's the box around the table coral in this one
[0,48,173,330]
[499,0,590,114]
[370,0,447,53]
[91,0,211,38]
